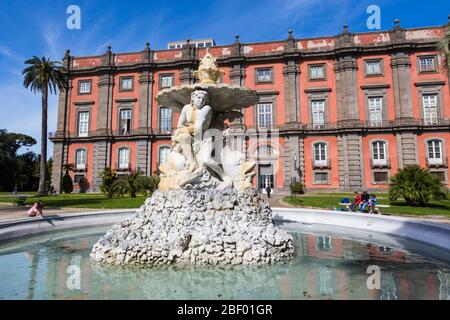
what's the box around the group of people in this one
[348,191,380,214]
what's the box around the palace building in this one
[50,18,450,194]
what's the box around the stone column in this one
[179,39,197,85]
[229,35,246,126]
[52,50,72,193]
[283,30,300,124]
[338,134,364,191]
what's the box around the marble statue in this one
[91,50,294,266]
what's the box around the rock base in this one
[90,188,294,266]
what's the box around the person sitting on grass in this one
[27,200,44,217]
[367,194,380,214]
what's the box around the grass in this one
[0,193,147,209]
[284,195,450,217]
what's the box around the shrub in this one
[389,165,447,206]
[99,167,118,199]
[290,181,304,196]
[140,174,160,197]
[78,176,89,193]
[61,174,73,194]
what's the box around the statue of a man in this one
[172,90,212,172]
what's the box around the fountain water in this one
[90,51,294,266]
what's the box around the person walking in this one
[265,185,272,198]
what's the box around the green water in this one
[0,223,449,300]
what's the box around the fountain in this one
[90,51,295,266]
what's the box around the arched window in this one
[75,149,86,169]
[427,140,443,164]
[118,148,130,169]
[372,141,386,165]
[314,143,327,165]
[159,146,170,165]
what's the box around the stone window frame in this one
[118,76,134,92]
[417,54,439,74]
[362,87,388,126]
[117,103,134,135]
[117,146,131,170]
[307,91,330,127]
[255,94,277,129]
[369,138,390,166]
[424,137,447,166]
[311,140,331,185]
[77,79,92,95]
[308,63,327,81]
[255,67,274,84]
[75,105,91,137]
[371,170,390,184]
[364,58,384,77]
[159,73,175,89]
[73,173,87,184]
[429,170,448,184]
[158,106,174,133]
[417,85,444,123]
[74,147,88,171]
[157,144,171,167]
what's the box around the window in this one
[309,64,325,80]
[75,149,86,170]
[119,109,132,135]
[74,174,85,184]
[365,60,382,75]
[169,45,176,49]
[257,144,273,155]
[160,74,173,88]
[159,146,170,165]
[372,141,387,165]
[373,171,389,183]
[419,56,436,72]
[205,42,212,47]
[256,68,273,83]
[120,77,133,91]
[368,97,383,126]
[314,172,328,184]
[78,80,91,94]
[118,148,130,169]
[430,171,446,182]
[427,140,443,164]
[78,112,89,137]
[257,103,273,128]
[422,94,438,125]
[197,42,204,48]
[317,236,332,251]
[314,143,327,165]
[311,100,325,128]
[160,107,172,133]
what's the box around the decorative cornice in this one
[361,83,390,90]
[257,90,279,95]
[74,100,94,106]
[115,98,138,103]
[304,87,332,93]
[414,80,446,87]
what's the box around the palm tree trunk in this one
[38,84,48,195]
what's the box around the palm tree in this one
[23,56,68,195]
[438,26,450,72]
[389,165,447,206]
[112,170,148,198]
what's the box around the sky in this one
[0,0,449,156]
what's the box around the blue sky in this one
[0,0,449,156]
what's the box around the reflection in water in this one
[0,226,449,300]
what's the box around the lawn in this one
[283,195,450,217]
[0,193,147,209]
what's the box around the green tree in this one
[389,165,447,206]
[0,129,37,191]
[61,163,74,194]
[289,181,304,197]
[139,174,160,197]
[112,171,147,198]
[23,56,68,195]
[100,167,118,199]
